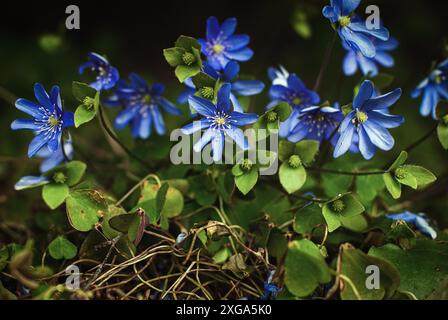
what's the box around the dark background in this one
[0,0,447,225]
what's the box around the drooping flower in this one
[343,37,398,76]
[177,61,264,112]
[288,105,344,145]
[104,73,182,139]
[386,212,437,239]
[11,83,74,158]
[260,270,281,300]
[411,59,448,119]
[36,135,73,172]
[323,0,390,58]
[79,52,120,91]
[181,84,258,161]
[268,65,290,87]
[199,17,253,70]
[268,73,320,137]
[333,80,403,160]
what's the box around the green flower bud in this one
[240,159,253,172]
[53,172,67,184]
[394,167,407,180]
[266,111,278,122]
[83,96,95,109]
[288,155,302,168]
[332,199,345,213]
[182,52,196,66]
[199,87,214,99]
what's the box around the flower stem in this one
[403,123,438,154]
[306,166,386,176]
[313,32,337,92]
[98,105,152,171]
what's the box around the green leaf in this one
[156,183,169,217]
[383,172,402,199]
[74,104,96,128]
[66,190,106,232]
[279,162,306,194]
[175,35,201,51]
[163,47,184,66]
[48,236,77,260]
[395,170,418,189]
[231,164,245,177]
[322,194,365,232]
[388,151,408,171]
[278,141,295,162]
[212,248,231,264]
[371,73,394,90]
[322,206,342,232]
[401,165,437,187]
[109,213,138,233]
[437,122,448,149]
[65,161,87,186]
[102,205,128,239]
[369,240,448,299]
[72,81,97,102]
[294,203,325,235]
[235,169,258,195]
[356,174,385,203]
[175,64,201,83]
[161,187,184,218]
[340,244,400,300]
[292,9,311,39]
[191,72,216,90]
[275,102,292,121]
[42,183,69,209]
[284,239,332,297]
[295,140,320,165]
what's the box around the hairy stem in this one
[313,32,337,92]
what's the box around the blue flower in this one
[14,176,50,191]
[323,0,390,58]
[104,73,182,139]
[268,73,320,137]
[199,17,253,70]
[177,61,264,113]
[260,270,281,300]
[11,83,74,158]
[411,59,448,119]
[288,105,344,145]
[181,84,258,161]
[333,80,403,160]
[343,37,398,76]
[386,212,437,239]
[36,135,73,172]
[79,52,120,91]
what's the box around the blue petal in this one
[376,37,399,51]
[339,28,376,58]
[223,61,240,82]
[137,114,152,139]
[223,47,254,62]
[220,18,237,38]
[415,216,437,239]
[279,108,301,138]
[322,6,338,23]
[129,73,148,89]
[193,128,216,152]
[212,131,225,161]
[419,86,438,117]
[62,112,75,128]
[14,98,44,119]
[115,106,139,129]
[217,83,232,114]
[150,106,166,135]
[181,118,213,135]
[349,22,390,41]
[232,80,265,96]
[358,127,376,160]
[47,132,61,152]
[269,85,289,100]
[374,52,394,67]
[14,176,50,191]
[333,118,356,158]
[28,132,51,158]
[368,111,404,129]
[224,126,249,150]
[340,0,361,16]
[225,35,250,51]
[206,17,220,40]
[230,93,244,113]
[354,80,374,109]
[229,111,258,126]
[40,150,65,173]
[11,119,40,130]
[50,86,62,112]
[88,52,109,66]
[79,61,94,74]
[288,123,309,143]
[188,95,217,117]
[177,88,195,105]
[358,55,379,76]
[287,74,306,91]
[343,51,358,76]
[362,88,402,112]
[362,121,394,151]
[34,83,54,111]
[159,97,182,115]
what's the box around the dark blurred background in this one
[0,0,447,225]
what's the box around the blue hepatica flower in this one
[343,37,398,76]
[387,212,437,239]
[288,105,344,145]
[181,84,258,161]
[333,80,403,160]
[36,136,73,172]
[260,270,281,300]
[177,61,264,113]
[79,52,120,91]
[323,0,390,58]
[268,73,320,137]
[199,17,253,70]
[104,73,182,139]
[11,83,74,158]
[411,59,448,119]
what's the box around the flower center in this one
[182,52,196,66]
[339,16,351,27]
[292,97,302,105]
[356,111,368,124]
[200,87,215,99]
[48,115,59,127]
[83,96,95,109]
[288,155,302,168]
[240,159,253,171]
[143,94,152,104]
[215,117,227,126]
[212,43,224,54]
[332,199,345,213]
[266,111,278,122]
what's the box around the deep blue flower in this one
[288,105,344,145]
[36,136,73,172]
[260,270,281,300]
[181,84,258,161]
[104,73,182,139]
[199,17,253,70]
[411,59,448,119]
[387,212,437,239]
[268,73,320,137]
[333,80,403,160]
[11,83,74,158]
[323,0,390,58]
[177,61,264,113]
[79,52,120,91]
[343,37,398,76]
